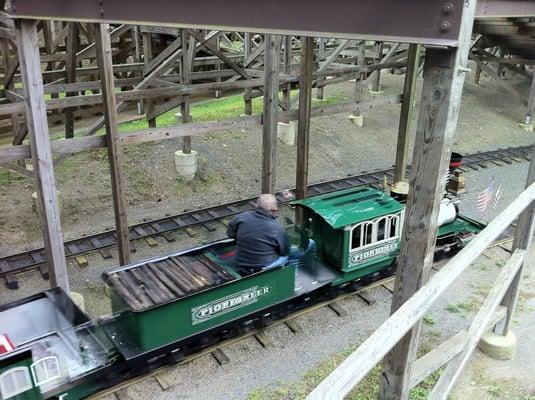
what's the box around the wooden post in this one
[371,41,384,93]
[393,44,421,184]
[295,37,314,226]
[474,62,482,84]
[261,34,282,194]
[181,29,194,154]
[243,32,253,115]
[95,23,131,265]
[132,26,144,115]
[522,72,535,127]
[282,36,292,111]
[498,140,535,335]
[316,38,326,100]
[142,31,157,128]
[1,40,22,146]
[15,19,69,291]
[65,22,78,139]
[353,41,366,117]
[379,1,477,398]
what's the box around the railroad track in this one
[1,145,532,289]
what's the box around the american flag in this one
[476,180,502,213]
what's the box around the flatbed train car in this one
[0,187,483,400]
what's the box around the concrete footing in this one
[478,330,517,360]
[70,291,85,312]
[277,121,296,145]
[518,122,534,132]
[348,114,364,127]
[369,89,384,95]
[174,150,198,181]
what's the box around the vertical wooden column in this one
[371,41,384,93]
[474,62,482,84]
[142,31,156,128]
[295,37,314,226]
[243,32,253,115]
[316,38,326,100]
[132,26,144,115]
[521,72,535,127]
[65,22,78,139]
[353,41,366,117]
[181,29,194,153]
[15,19,69,291]
[393,44,421,184]
[282,36,292,110]
[95,23,131,265]
[499,141,535,335]
[1,40,21,145]
[379,1,477,398]
[261,34,282,194]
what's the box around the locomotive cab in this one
[293,187,403,282]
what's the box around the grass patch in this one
[116,91,347,133]
[423,314,436,325]
[0,168,27,186]
[446,299,477,318]
[247,345,441,400]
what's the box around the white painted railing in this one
[307,181,535,399]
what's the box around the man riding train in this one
[227,193,315,276]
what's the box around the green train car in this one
[0,187,483,399]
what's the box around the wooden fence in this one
[307,180,535,399]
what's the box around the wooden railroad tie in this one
[37,265,49,280]
[184,227,197,237]
[211,348,230,365]
[202,222,218,232]
[356,291,376,306]
[328,301,348,317]
[220,218,230,227]
[253,331,272,348]
[99,248,113,259]
[145,237,158,247]
[153,370,175,391]
[284,319,303,334]
[381,281,395,294]
[75,255,88,268]
[161,232,176,242]
[114,387,133,400]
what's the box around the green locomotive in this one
[0,187,483,400]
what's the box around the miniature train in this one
[0,186,483,400]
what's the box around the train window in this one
[351,224,362,249]
[364,222,373,245]
[390,215,399,238]
[377,218,386,241]
[31,356,61,387]
[0,367,32,399]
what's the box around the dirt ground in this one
[0,64,534,399]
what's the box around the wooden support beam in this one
[430,251,525,399]
[371,41,384,92]
[379,0,477,396]
[295,36,314,226]
[282,36,292,111]
[261,34,282,194]
[65,22,78,139]
[394,44,421,184]
[142,31,156,127]
[181,30,194,154]
[0,95,401,163]
[95,23,131,265]
[243,32,253,115]
[15,19,69,291]
[316,38,326,100]
[522,71,535,126]
[499,138,535,335]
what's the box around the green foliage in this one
[0,168,27,187]
[423,314,436,325]
[446,299,477,317]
